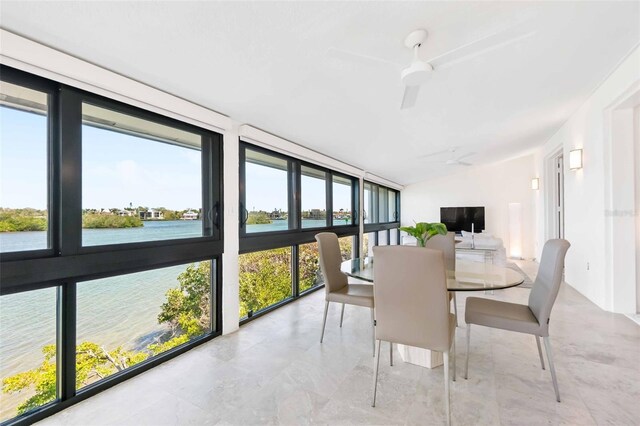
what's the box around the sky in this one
[1,106,351,212]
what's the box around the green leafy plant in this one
[400,222,447,247]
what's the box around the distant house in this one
[118,210,134,217]
[309,209,325,220]
[182,210,199,220]
[139,209,164,220]
[269,210,284,220]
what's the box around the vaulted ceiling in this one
[1,1,638,184]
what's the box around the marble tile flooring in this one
[38,261,640,425]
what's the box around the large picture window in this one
[239,142,359,322]
[77,261,213,389]
[239,247,292,318]
[81,103,204,246]
[0,66,223,425]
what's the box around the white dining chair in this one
[425,231,458,326]
[372,245,456,425]
[464,239,570,402]
[315,232,375,356]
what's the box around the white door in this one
[556,155,565,239]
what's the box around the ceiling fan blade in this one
[418,148,452,159]
[427,24,536,69]
[455,151,476,161]
[458,161,473,166]
[327,47,400,69]
[400,85,420,110]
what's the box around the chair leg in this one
[371,339,382,407]
[390,342,393,366]
[452,292,459,327]
[320,301,329,343]
[443,350,451,426]
[370,308,376,357]
[465,324,471,379]
[535,335,546,370]
[452,336,456,382]
[339,303,345,327]
[543,337,561,402]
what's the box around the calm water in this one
[0,219,340,379]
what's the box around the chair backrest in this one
[424,231,456,271]
[528,239,570,334]
[315,232,348,295]
[373,245,451,352]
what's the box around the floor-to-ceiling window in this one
[362,181,401,255]
[0,66,223,425]
[239,143,359,321]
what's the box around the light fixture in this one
[569,149,583,170]
[531,178,539,190]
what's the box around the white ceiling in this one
[1,1,639,185]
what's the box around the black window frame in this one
[238,141,360,323]
[363,181,401,251]
[0,65,224,426]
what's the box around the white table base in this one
[397,344,443,368]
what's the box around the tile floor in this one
[38,261,640,425]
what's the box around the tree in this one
[156,262,210,341]
[2,343,147,416]
[246,211,271,225]
[239,248,291,317]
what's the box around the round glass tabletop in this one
[340,257,525,291]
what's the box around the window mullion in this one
[59,86,83,256]
[56,282,76,402]
[325,172,332,228]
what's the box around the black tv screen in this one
[440,207,485,234]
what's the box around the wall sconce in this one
[569,149,583,170]
[531,178,539,190]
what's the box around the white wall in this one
[401,154,537,259]
[533,46,640,313]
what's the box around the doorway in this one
[545,149,565,242]
[555,154,565,239]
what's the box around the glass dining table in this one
[340,257,526,369]
[340,257,525,291]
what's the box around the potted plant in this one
[400,222,448,247]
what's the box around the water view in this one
[0,218,337,381]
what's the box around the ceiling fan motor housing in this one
[401,61,433,86]
[401,29,433,86]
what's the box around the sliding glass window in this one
[363,182,375,224]
[242,149,290,233]
[301,166,327,228]
[0,81,50,254]
[332,175,353,226]
[0,66,223,425]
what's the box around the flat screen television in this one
[440,206,485,234]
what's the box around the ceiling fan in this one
[329,22,535,110]
[421,147,475,166]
